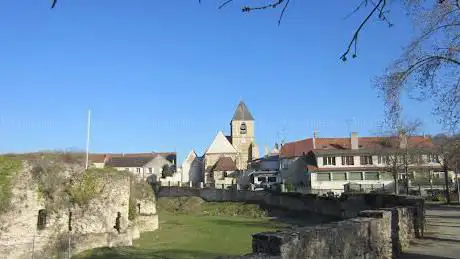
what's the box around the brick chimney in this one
[351,132,359,150]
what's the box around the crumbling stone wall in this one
[252,210,392,259]
[0,161,159,259]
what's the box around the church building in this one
[203,101,259,184]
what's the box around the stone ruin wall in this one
[0,162,159,259]
[158,186,424,259]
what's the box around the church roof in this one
[205,131,238,154]
[232,101,254,121]
[212,157,237,171]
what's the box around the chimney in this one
[351,132,359,150]
[313,131,318,149]
[399,132,408,149]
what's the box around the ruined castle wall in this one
[0,162,157,259]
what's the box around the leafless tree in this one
[432,133,460,203]
[375,1,459,131]
[375,120,427,194]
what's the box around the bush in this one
[68,170,103,206]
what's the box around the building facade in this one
[93,152,176,181]
[280,132,454,194]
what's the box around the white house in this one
[102,153,176,182]
[279,132,453,194]
[180,150,203,184]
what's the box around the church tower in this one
[231,101,259,170]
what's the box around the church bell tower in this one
[231,101,258,170]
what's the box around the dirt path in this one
[401,204,460,259]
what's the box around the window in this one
[349,172,363,181]
[257,177,266,183]
[149,168,153,173]
[341,156,354,165]
[380,172,393,180]
[37,209,47,230]
[332,172,347,181]
[136,168,141,173]
[360,156,373,165]
[316,172,331,181]
[323,156,336,166]
[378,155,390,164]
[281,160,289,169]
[365,172,379,180]
[68,211,72,232]
[125,168,129,171]
[268,176,277,183]
[240,123,247,134]
[427,154,439,163]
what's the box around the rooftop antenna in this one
[85,109,91,170]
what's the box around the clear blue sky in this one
[0,0,442,162]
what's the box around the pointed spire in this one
[232,101,254,121]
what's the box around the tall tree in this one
[432,134,460,203]
[376,121,424,194]
[376,1,460,131]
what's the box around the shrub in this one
[68,170,103,206]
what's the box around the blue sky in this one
[0,0,442,162]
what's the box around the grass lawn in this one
[74,214,287,259]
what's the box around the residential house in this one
[180,150,204,184]
[280,132,453,194]
[99,152,176,181]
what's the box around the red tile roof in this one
[280,135,434,158]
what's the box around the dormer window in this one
[240,123,247,134]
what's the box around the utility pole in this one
[85,109,91,170]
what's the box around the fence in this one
[0,234,72,259]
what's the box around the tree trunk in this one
[444,164,451,204]
[393,171,399,194]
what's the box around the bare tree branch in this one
[340,0,386,61]
[218,0,234,10]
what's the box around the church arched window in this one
[240,122,247,134]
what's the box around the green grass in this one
[74,214,287,259]
[0,157,22,213]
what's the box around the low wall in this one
[157,187,424,225]
[158,186,424,259]
[252,210,392,259]
[136,214,159,233]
